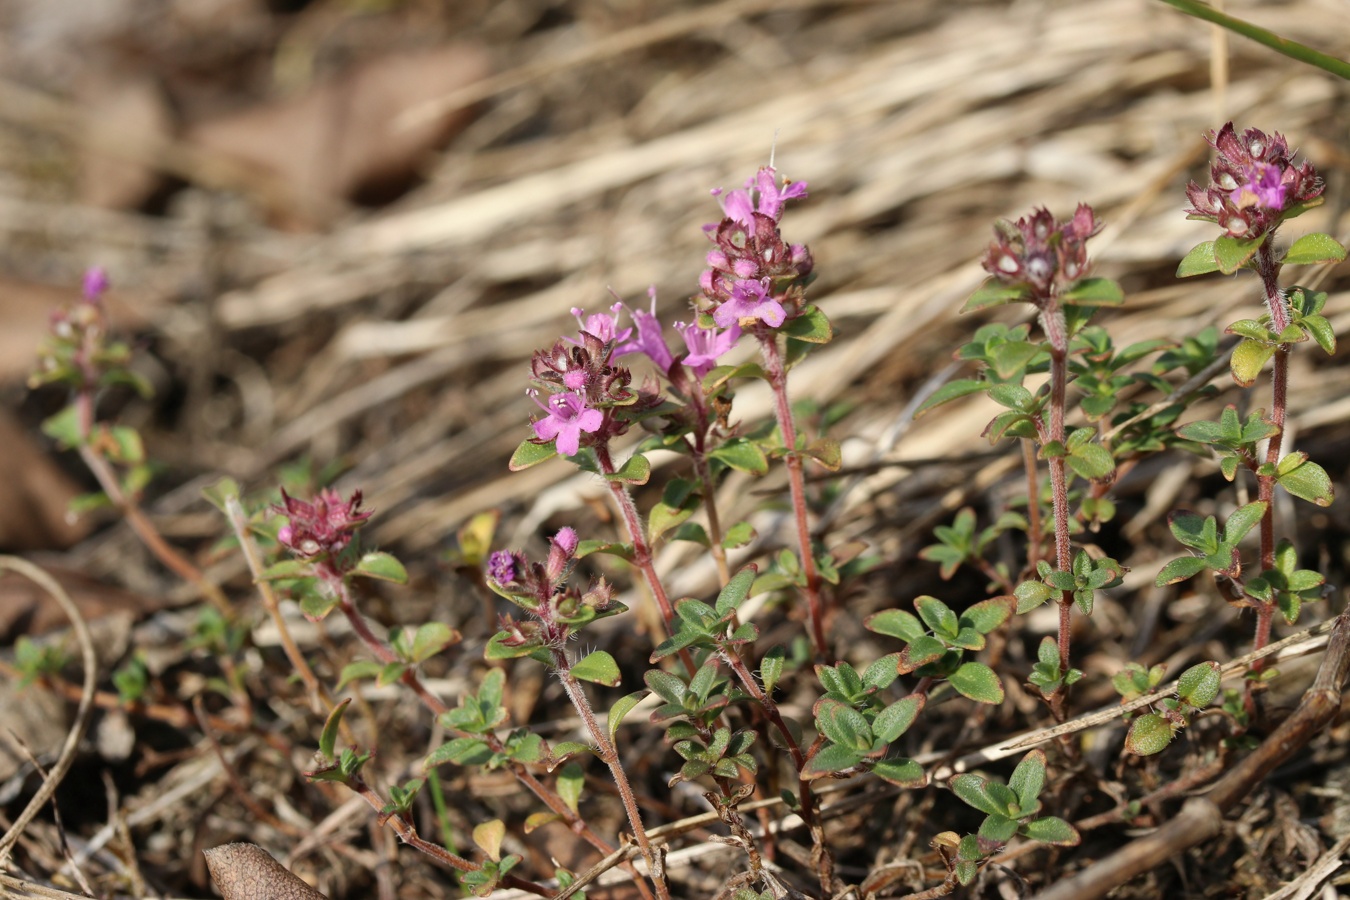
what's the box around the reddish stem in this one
[756,332,828,658]
[1041,303,1074,719]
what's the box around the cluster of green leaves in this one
[424,669,568,771]
[13,636,68,686]
[339,622,461,690]
[803,683,925,787]
[1178,404,1333,505]
[944,750,1080,885]
[305,699,371,786]
[919,507,1025,581]
[1016,551,1124,617]
[43,406,155,514]
[670,726,758,785]
[1122,661,1222,756]
[864,596,1012,704]
[646,659,741,739]
[650,567,760,661]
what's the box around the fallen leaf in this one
[187,43,491,226]
[204,843,329,900]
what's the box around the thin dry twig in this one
[0,557,98,864]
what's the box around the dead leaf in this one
[79,73,174,209]
[0,407,90,551]
[186,43,491,226]
[204,843,329,900]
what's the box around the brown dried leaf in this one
[187,44,490,226]
[204,843,328,900]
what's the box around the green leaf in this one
[1283,232,1346,265]
[782,305,832,343]
[1176,661,1220,708]
[804,742,864,777]
[1300,314,1336,355]
[605,454,651,485]
[424,737,494,768]
[1124,712,1175,756]
[607,691,647,745]
[40,406,84,448]
[1067,441,1115,480]
[760,646,786,695]
[710,438,770,475]
[870,757,926,788]
[950,774,1003,816]
[914,596,958,638]
[336,660,383,690]
[865,609,925,642]
[962,280,1029,312]
[948,662,1005,704]
[897,635,946,673]
[1277,456,1335,506]
[721,521,755,549]
[410,623,459,662]
[1022,816,1081,846]
[571,651,622,686]
[815,699,871,751]
[1230,339,1275,387]
[873,695,925,744]
[961,596,1014,635]
[201,478,242,514]
[1014,580,1055,614]
[1155,555,1208,586]
[318,698,351,759]
[1176,241,1220,277]
[715,566,758,617]
[351,551,408,584]
[1225,501,1268,543]
[1062,277,1124,307]
[556,763,584,814]
[1008,749,1047,807]
[915,379,989,417]
[509,438,557,471]
[979,812,1020,844]
[1213,233,1265,274]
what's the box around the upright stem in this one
[594,444,697,677]
[1041,303,1074,720]
[1021,438,1042,573]
[756,333,828,658]
[720,648,834,892]
[1250,241,1291,681]
[331,586,640,877]
[552,648,670,900]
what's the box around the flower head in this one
[530,390,604,456]
[982,203,1102,299]
[1184,122,1322,238]
[700,166,813,328]
[488,550,518,586]
[275,488,373,559]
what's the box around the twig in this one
[0,558,98,863]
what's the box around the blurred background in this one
[2,0,1349,896]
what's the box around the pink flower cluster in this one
[1184,122,1323,239]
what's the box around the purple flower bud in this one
[488,550,518,586]
[274,488,373,559]
[545,527,579,582]
[82,267,109,302]
[981,203,1101,301]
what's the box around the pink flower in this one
[530,390,603,456]
[82,267,109,302]
[713,278,786,328]
[675,319,741,378]
[569,303,632,346]
[614,289,675,372]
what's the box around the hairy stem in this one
[756,332,828,658]
[1042,303,1074,719]
[720,648,834,892]
[331,585,639,874]
[1022,438,1042,573]
[552,648,670,899]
